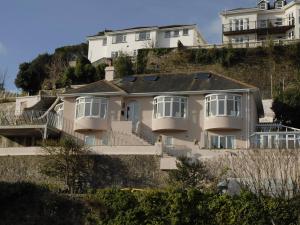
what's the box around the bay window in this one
[210,135,235,149]
[153,96,187,119]
[75,97,108,119]
[205,94,241,117]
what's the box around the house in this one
[220,0,300,47]
[87,24,207,63]
[1,67,300,163]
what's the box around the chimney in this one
[105,66,115,81]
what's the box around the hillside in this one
[136,44,300,99]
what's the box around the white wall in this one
[88,27,204,63]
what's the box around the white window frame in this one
[210,135,236,149]
[165,31,171,38]
[111,51,119,58]
[85,135,96,146]
[136,31,151,41]
[205,94,241,117]
[183,29,189,36]
[153,96,188,119]
[275,1,283,9]
[173,30,180,37]
[75,97,108,119]
[112,34,127,44]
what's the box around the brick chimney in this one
[105,66,115,81]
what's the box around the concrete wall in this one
[15,95,41,115]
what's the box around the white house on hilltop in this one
[221,0,300,46]
[87,24,207,63]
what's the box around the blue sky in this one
[0,0,255,91]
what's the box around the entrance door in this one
[126,101,139,130]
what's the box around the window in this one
[183,29,189,36]
[173,30,180,37]
[153,96,187,119]
[205,94,241,117]
[165,31,171,38]
[259,20,268,28]
[239,19,244,30]
[275,1,283,9]
[288,13,294,25]
[85,135,95,146]
[112,34,126,44]
[55,103,64,129]
[164,136,173,147]
[244,18,250,30]
[75,97,108,119]
[102,38,107,46]
[136,31,150,41]
[111,51,118,58]
[229,20,233,31]
[133,50,137,56]
[275,18,283,26]
[210,136,235,149]
[259,2,267,10]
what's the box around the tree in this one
[272,85,300,128]
[218,149,300,199]
[114,54,134,78]
[61,56,105,86]
[168,156,214,190]
[42,137,92,193]
[15,54,52,94]
[44,55,68,90]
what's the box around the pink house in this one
[58,67,264,152]
[1,67,300,163]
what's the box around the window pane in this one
[165,102,171,116]
[92,102,100,116]
[211,136,219,148]
[211,101,217,116]
[206,101,210,116]
[219,100,225,115]
[227,100,234,116]
[220,136,226,149]
[85,136,95,146]
[181,102,186,118]
[154,103,157,118]
[158,102,163,117]
[173,101,180,117]
[100,103,107,118]
[77,103,84,118]
[227,136,234,149]
[85,102,91,116]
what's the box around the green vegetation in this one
[114,54,134,78]
[272,84,300,128]
[42,138,92,194]
[137,43,300,98]
[1,182,300,225]
[61,56,106,87]
[168,157,214,190]
[14,43,107,94]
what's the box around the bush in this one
[114,54,134,78]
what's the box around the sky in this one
[0,0,256,91]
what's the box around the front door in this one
[126,101,139,129]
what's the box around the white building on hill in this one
[221,0,300,46]
[87,24,207,63]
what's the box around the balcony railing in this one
[223,18,295,35]
[250,123,300,149]
[0,110,59,128]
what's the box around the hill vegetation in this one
[1,182,300,225]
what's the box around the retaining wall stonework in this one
[0,155,168,188]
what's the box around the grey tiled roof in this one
[112,72,253,94]
[64,80,122,94]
